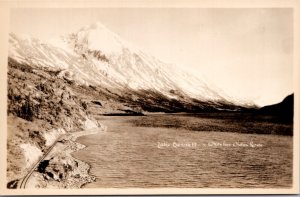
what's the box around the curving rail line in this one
[18,135,64,189]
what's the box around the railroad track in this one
[18,135,64,189]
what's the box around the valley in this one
[6,22,293,189]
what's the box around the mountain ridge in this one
[9,22,256,112]
[258,94,294,121]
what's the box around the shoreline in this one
[23,125,106,189]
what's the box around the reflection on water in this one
[72,116,293,188]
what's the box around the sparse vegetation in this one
[7,58,102,187]
[8,58,91,130]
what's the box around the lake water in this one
[72,115,293,188]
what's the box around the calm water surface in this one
[72,115,293,188]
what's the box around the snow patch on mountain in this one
[77,22,124,55]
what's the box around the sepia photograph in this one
[0,0,299,195]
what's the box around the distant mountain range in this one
[8,22,265,112]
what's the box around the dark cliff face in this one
[258,94,294,122]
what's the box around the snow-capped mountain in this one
[9,22,253,112]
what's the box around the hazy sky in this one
[10,8,293,106]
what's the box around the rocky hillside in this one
[7,58,106,188]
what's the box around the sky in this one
[10,8,293,106]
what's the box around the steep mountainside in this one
[9,22,254,112]
[7,58,103,188]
